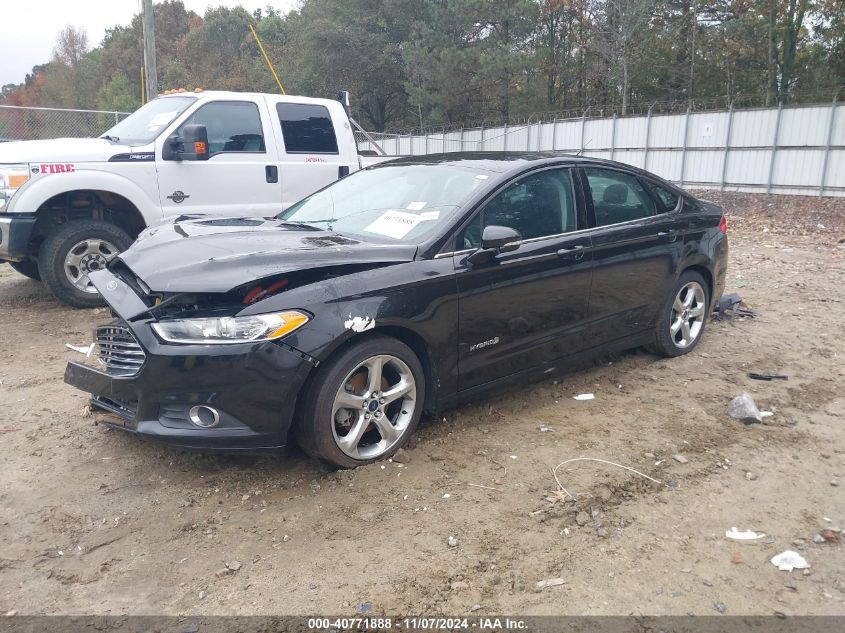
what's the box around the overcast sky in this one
[0,0,301,87]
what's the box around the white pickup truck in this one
[0,90,389,307]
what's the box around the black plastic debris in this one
[714,293,757,321]
[748,373,789,381]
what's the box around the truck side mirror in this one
[179,124,209,161]
[164,124,209,161]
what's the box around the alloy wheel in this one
[63,238,120,293]
[670,281,706,348]
[331,354,417,460]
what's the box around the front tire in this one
[295,335,425,469]
[8,259,41,281]
[38,220,133,309]
[651,270,710,357]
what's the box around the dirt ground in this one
[0,190,843,617]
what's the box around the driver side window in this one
[459,168,576,250]
[178,101,266,156]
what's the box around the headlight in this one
[151,310,309,344]
[0,164,30,211]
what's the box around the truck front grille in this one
[96,323,146,376]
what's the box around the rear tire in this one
[650,270,710,357]
[8,259,41,281]
[38,220,133,309]
[295,335,425,469]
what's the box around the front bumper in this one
[63,270,317,451]
[0,213,36,261]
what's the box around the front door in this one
[156,99,282,219]
[455,167,594,390]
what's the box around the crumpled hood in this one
[0,137,133,163]
[118,217,418,293]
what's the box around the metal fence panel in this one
[688,111,729,148]
[649,113,686,147]
[649,150,683,182]
[773,149,826,186]
[778,106,828,146]
[729,109,776,147]
[726,149,769,184]
[617,117,648,149]
[358,102,843,197]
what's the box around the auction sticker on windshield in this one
[148,111,177,132]
[364,210,429,239]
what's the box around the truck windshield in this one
[278,164,491,243]
[101,96,196,145]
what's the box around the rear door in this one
[266,98,360,209]
[578,166,682,346]
[155,99,282,218]
[454,167,594,390]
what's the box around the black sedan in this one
[65,153,728,468]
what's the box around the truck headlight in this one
[0,164,31,211]
[151,310,309,344]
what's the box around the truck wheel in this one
[295,335,425,469]
[8,259,41,281]
[38,220,132,308]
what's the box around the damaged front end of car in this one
[63,267,318,450]
[62,217,417,451]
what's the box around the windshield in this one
[101,96,196,145]
[278,164,492,243]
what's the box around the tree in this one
[53,26,89,66]
[591,0,656,114]
[533,0,584,108]
[279,0,423,130]
[98,75,141,112]
[2,0,843,130]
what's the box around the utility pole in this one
[142,0,158,102]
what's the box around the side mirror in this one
[467,225,522,265]
[164,124,209,161]
[180,124,209,161]
[481,225,522,252]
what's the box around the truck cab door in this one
[266,97,360,210]
[155,99,282,219]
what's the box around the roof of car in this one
[380,151,640,174]
[378,151,682,193]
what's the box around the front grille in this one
[96,322,146,376]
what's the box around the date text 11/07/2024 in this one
[306,617,528,630]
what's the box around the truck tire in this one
[38,220,133,309]
[8,259,41,281]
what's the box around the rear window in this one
[277,103,339,154]
[648,182,680,212]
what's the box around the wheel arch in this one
[680,264,713,300]
[11,171,157,257]
[27,189,148,258]
[370,325,439,415]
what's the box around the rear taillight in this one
[719,215,727,234]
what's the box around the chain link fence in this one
[0,105,130,142]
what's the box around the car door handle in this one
[657,231,678,242]
[265,165,278,183]
[557,245,585,260]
